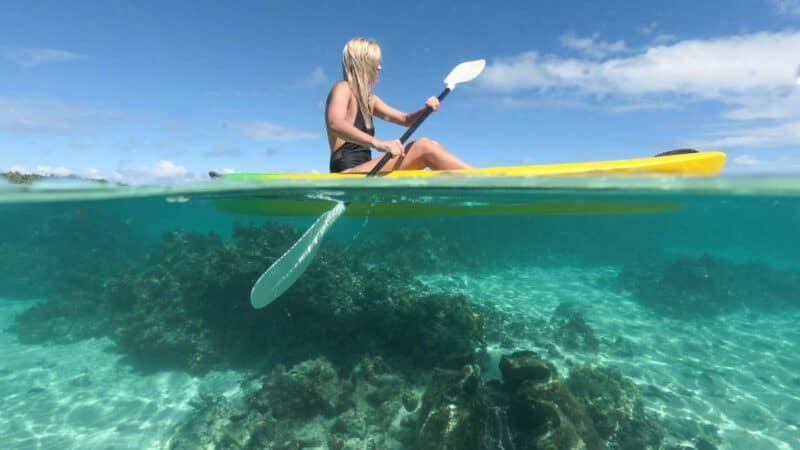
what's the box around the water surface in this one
[1,176,798,449]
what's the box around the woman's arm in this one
[373,95,440,127]
[326,82,377,149]
[326,83,404,157]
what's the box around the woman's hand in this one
[374,139,404,157]
[425,96,440,112]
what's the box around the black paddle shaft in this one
[367,87,452,176]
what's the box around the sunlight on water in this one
[1,176,799,449]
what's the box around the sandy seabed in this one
[1,264,798,450]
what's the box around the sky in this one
[1,0,799,184]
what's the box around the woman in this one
[326,38,471,173]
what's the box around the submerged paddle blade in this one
[444,59,486,89]
[250,201,346,309]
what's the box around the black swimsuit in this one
[330,109,375,173]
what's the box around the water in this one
[1,176,799,450]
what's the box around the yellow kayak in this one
[220,150,726,181]
[213,151,725,217]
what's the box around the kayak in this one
[218,150,726,181]
[213,151,725,217]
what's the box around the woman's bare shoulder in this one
[330,80,351,95]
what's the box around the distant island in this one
[1,171,111,185]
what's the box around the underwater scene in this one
[1,177,799,450]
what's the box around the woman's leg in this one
[343,138,471,173]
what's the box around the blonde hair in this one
[342,37,381,129]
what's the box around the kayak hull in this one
[213,151,724,217]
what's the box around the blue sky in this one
[1,0,799,183]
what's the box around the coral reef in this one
[12,221,484,373]
[5,213,736,449]
[0,205,142,302]
[619,254,800,318]
[404,351,601,449]
[167,349,693,449]
[566,365,664,449]
[167,356,413,449]
[252,358,351,420]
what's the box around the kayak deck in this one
[222,151,726,181]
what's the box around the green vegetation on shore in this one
[1,171,110,185]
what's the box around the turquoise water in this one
[1,176,799,449]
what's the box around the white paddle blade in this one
[250,201,346,309]
[445,59,486,89]
[796,64,800,85]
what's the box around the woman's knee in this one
[415,137,442,155]
[416,137,439,148]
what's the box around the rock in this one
[165,395,268,450]
[351,357,406,409]
[330,409,366,439]
[511,379,603,450]
[253,357,351,420]
[618,253,800,318]
[567,365,664,449]
[402,391,419,412]
[499,350,555,390]
[413,365,487,450]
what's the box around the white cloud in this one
[5,164,29,173]
[693,120,800,149]
[150,160,188,178]
[489,96,592,110]
[81,168,105,180]
[774,0,800,16]
[110,160,200,185]
[721,91,800,120]
[560,32,628,59]
[34,165,72,176]
[606,101,682,112]
[296,67,329,88]
[235,122,320,141]
[481,31,800,149]
[2,47,85,68]
[733,154,763,166]
[652,33,677,45]
[639,22,676,44]
[640,22,659,36]
[0,97,105,133]
[3,162,199,185]
[108,171,125,183]
[481,31,800,97]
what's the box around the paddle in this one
[248,59,485,309]
[367,59,486,176]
